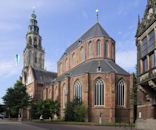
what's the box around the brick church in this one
[22,10,133,122]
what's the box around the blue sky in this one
[0,0,146,103]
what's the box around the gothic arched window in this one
[96,40,101,57]
[88,41,93,58]
[29,36,32,45]
[94,79,104,106]
[74,80,82,101]
[104,41,108,58]
[80,47,85,62]
[117,80,125,106]
[34,37,37,48]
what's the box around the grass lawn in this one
[31,119,135,128]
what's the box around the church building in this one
[22,11,57,101]
[22,10,133,123]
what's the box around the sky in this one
[0,0,146,104]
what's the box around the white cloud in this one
[0,60,22,79]
[117,31,122,35]
[0,22,22,32]
[45,59,57,72]
[116,49,137,72]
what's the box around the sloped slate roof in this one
[32,67,57,84]
[56,59,129,81]
[60,22,113,60]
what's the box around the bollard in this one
[99,112,102,125]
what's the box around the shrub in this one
[64,98,86,122]
[31,100,60,120]
[74,104,86,122]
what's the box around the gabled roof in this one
[32,67,57,84]
[60,22,113,60]
[56,59,129,81]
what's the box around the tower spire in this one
[24,11,44,70]
[28,9,39,34]
[32,6,36,19]
[96,9,99,23]
[138,15,141,25]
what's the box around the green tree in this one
[64,98,86,122]
[74,104,86,122]
[0,104,6,113]
[131,73,137,123]
[50,100,60,117]
[31,100,60,120]
[129,72,138,123]
[2,80,31,118]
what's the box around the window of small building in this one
[150,52,155,69]
[148,30,155,52]
[143,58,148,73]
[94,79,104,106]
[141,37,147,57]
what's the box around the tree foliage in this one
[2,80,31,117]
[64,98,86,122]
[31,100,60,119]
[0,105,6,113]
[130,73,137,123]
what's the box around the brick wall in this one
[57,36,115,76]
[46,72,131,122]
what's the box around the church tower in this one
[23,10,44,70]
